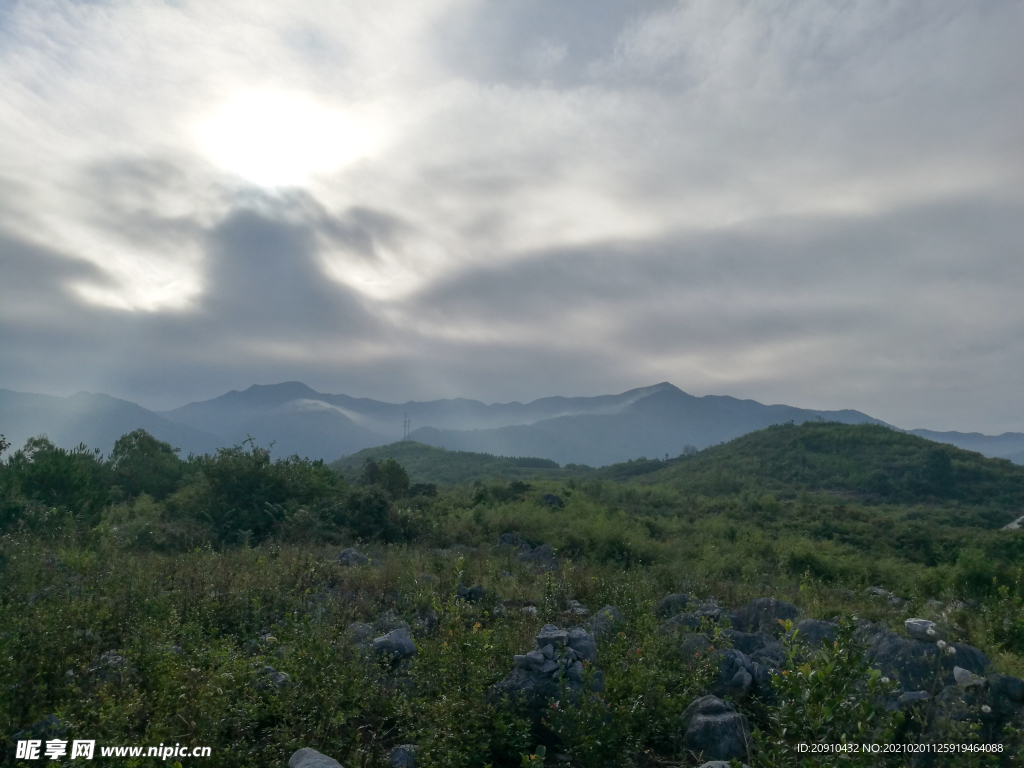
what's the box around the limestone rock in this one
[288,747,343,768]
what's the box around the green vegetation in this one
[2,422,1024,766]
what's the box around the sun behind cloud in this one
[194,90,379,187]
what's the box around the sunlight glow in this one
[195,91,378,187]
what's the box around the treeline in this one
[0,430,433,547]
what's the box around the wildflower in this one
[937,640,948,649]
[981,705,992,714]
[946,645,957,656]
[881,677,890,684]
[926,627,937,637]
[472,622,481,632]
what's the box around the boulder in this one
[904,618,940,642]
[564,599,589,617]
[289,748,343,768]
[728,598,800,634]
[372,628,417,663]
[566,626,598,664]
[389,744,417,768]
[656,593,694,617]
[517,543,559,572]
[540,494,565,508]
[709,649,769,701]
[682,695,751,762]
[892,690,931,710]
[338,548,369,566]
[261,665,291,688]
[585,605,624,638]
[721,630,785,668]
[860,625,990,691]
[792,618,838,648]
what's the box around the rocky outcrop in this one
[372,627,417,664]
[858,623,989,691]
[728,598,800,634]
[585,605,624,638]
[388,744,417,768]
[491,624,603,721]
[338,548,369,566]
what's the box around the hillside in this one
[635,421,1024,516]
[409,386,886,466]
[908,428,1024,463]
[329,441,583,485]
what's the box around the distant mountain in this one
[0,389,220,457]
[407,385,888,467]
[907,429,1024,463]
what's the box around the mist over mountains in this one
[2,382,1021,467]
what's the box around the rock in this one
[457,584,486,603]
[905,618,940,642]
[710,649,762,700]
[954,666,985,688]
[375,613,411,634]
[893,691,931,710]
[338,548,369,566]
[373,628,417,663]
[585,605,624,638]
[682,695,751,762]
[99,651,126,668]
[989,673,1024,705]
[540,494,564,508]
[792,618,838,648]
[389,744,417,768]
[412,609,438,636]
[698,762,750,768]
[517,543,559,572]
[566,627,597,664]
[288,747,343,768]
[861,625,990,691]
[721,630,785,668]
[656,593,694,617]
[262,665,291,687]
[564,599,589,617]
[729,598,800,634]
[536,624,569,651]
[520,605,538,616]
[867,586,892,598]
[498,533,531,549]
[660,613,704,634]
[12,714,65,741]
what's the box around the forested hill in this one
[329,441,576,485]
[625,421,1024,514]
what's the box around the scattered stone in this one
[535,624,569,651]
[498,533,531,550]
[682,695,751,762]
[893,691,932,710]
[520,605,538,616]
[954,666,985,688]
[262,665,291,688]
[585,605,624,638]
[564,599,589,617]
[721,630,785,668]
[791,618,838,648]
[372,627,417,663]
[656,593,694,617]
[566,626,598,664]
[389,744,418,768]
[288,747,343,768]
[456,584,486,603]
[729,598,800,634]
[540,494,564,508]
[338,548,369,566]
[517,543,559,572]
[346,621,375,647]
[709,649,770,701]
[905,618,940,642]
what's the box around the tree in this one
[107,429,183,500]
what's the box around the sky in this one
[1,0,1023,432]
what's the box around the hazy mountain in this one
[0,389,220,457]
[907,429,1024,463]
[407,385,888,466]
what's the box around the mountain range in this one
[1,382,1021,467]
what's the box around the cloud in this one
[0,0,1022,433]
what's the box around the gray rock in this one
[375,613,411,634]
[792,618,838,648]
[954,666,984,687]
[989,673,1024,705]
[288,747,343,768]
[262,665,291,687]
[517,543,559,572]
[729,598,800,634]
[905,618,940,642]
[656,593,694,617]
[99,651,125,668]
[535,624,569,651]
[894,690,931,710]
[346,621,375,648]
[861,626,990,691]
[682,695,751,762]
[585,605,624,638]
[498,532,531,549]
[564,599,589,617]
[338,548,369,566]
[389,744,417,768]
[373,628,417,663]
[540,494,564,508]
[566,627,598,664]
[721,629,785,667]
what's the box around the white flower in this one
[981,705,992,714]
[937,640,948,649]
[926,626,937,636]
[881,677,890,684]
[946,645,957,656]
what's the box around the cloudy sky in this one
[1,0,1022,432]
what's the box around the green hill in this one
[329,440,590,485]
[631,421,1024,513]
